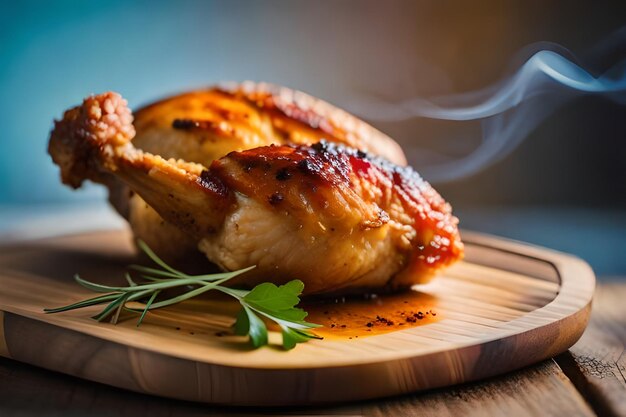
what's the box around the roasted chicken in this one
[98,82,407,262]
[48,90,463,294]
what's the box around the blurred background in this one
[1,0,625,277]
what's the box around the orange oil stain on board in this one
[139,287,439,341]
[303,289,440,340]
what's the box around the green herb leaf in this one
[281,326,320,350]
[136,240,189,277]
[125,273,137,287]
[137,290,160,327]
[43,293,119,314]
[240,279,321,349]
[43,240,321,350]
[238,304,268,348]
[233,307,250,336]
[243,280,304,312]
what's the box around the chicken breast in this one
[110,82,407,262]
[48,92,463,295]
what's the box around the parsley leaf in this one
[44,240,321,350]
[236,280,322,350]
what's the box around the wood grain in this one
[0,311,8,358]
[556,283,626,417]
[0,229,595,406]
[0,355,595,416]
[365,360,595,417]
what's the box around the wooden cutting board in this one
[0,229,594,406]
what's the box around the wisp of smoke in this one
[351,39,626,183]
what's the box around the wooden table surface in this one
[0,279,623,417]
[0,208,624,416]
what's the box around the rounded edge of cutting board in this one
[0,230,595,406]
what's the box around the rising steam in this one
[350,40,626,183]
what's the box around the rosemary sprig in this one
[44,240,322,350]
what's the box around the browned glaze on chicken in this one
[111,82,407,262]
[208,141,463,289]
[48,92,462,295]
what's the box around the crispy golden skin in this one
[107,82,408,261]
[133,82,407,165]
[48,92,462,295]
